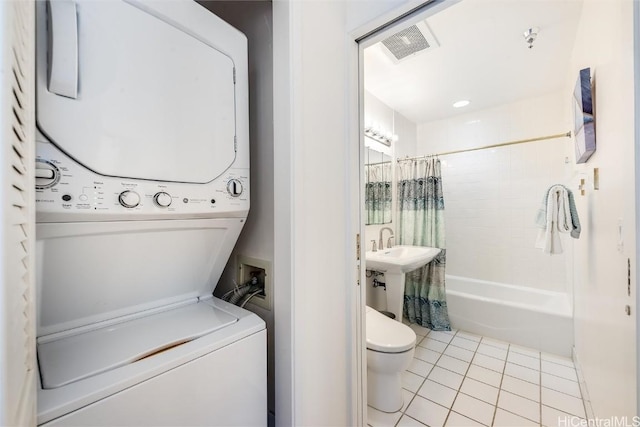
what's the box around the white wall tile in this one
[416,92,569,294]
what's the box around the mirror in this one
[364,139,392,225]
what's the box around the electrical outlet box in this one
[237,255,272,311]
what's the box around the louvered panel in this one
[0,0,36,425]
[12,137,26,160]
[11,75,25,106]
[10,186,26,209]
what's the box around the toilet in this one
[366,306,417,413]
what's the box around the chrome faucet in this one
[379,227,394,250]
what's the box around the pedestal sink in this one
[365,245,441,321]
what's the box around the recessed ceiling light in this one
[453,100,470,108]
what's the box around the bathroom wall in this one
[415,92,572,293]
[567,0,636,417]
[364,91,417,311]
[272,0,426,423]
[195,0,276,417]
[364,90,417,252]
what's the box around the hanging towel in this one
[535,185,581,254]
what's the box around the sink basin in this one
[366,245,441,274]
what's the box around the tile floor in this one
[367,325,587,427]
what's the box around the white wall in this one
[568,0,637,417]
[364,91,417,311]
[414,92,572,292]
[196,0,276,417]
[363,91,417,251]
[273,0,421,424]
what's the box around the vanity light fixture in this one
[453,100,470,108]
[364,125,396,146]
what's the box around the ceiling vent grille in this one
[380,21,439,63]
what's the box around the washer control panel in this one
[35,141,249,221]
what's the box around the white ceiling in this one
[363,0,584,125]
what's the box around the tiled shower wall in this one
[415,92,573,293]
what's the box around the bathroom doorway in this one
[357,0,638,423]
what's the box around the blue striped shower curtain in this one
[397,157,451,331]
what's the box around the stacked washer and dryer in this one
[34,0,266,425]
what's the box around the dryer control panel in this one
[35,140,249,222]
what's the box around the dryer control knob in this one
[119,190,140,208]
[227,179,243,197]
[35,160,60,189]
[154,192,172,207]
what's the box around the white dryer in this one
[34,1,265,425]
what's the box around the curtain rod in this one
[365,160,393,167]
[396,131,572,162]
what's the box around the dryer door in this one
[36,0,237,184]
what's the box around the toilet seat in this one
[366,306,416,353]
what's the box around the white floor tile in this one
[509,344,540,359]
[460,378,499,405]
[466,364,502,388]
[451,336,480,352]
[367,405,402,427]
[541,387,586,417]
[497,390,540,422]
[430,330,455,344]
[500,375,540,402]
[445,411,484,427]
[428,366,464,390]
[476,343,507,360]
[541,352,574,368]
[401,388,415,412]
[397,415,428,427]
[472,353,505,373]
[542,404,584,427]
[420,337,448,353]
[444,345,475,362]
[402,370,425,393]
[504,362,540,384]
[417,379,457,408]
[481,337,509,350]
[409,323,431,337]
[415,346,441,364]
[398,330,587,427]
[541,373,581,398]
[405,395,450,427]
[456,331,482,342]
[493,409,538,427]
[437,355,471,375]
[452,393,495,426]
[408,358,435,378]
[507,352,540,371]
[541,361,578,381]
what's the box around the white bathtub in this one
[446,275,573,357]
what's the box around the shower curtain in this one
[397,157,451,331]
[365,162,392,225]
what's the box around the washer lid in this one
[366,306,416,353]
[36,0,237,183]
[38,302,238,389]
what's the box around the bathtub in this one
[445,275,573,357]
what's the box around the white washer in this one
[34,1,265,425]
